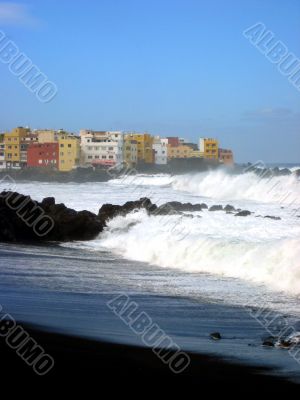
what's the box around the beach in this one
[0,168,299,388]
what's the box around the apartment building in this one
[167,143,194,159]
[0,133,6,169]
[4,127,30,169]
[58,132,80,171]
[219,148,234,165]
[80,130,124,166]
[199,138,219,160]
[20,133,38,166]
[27,142,59,168]
[124,133,153,164]
[153,137,168,164]
[123,137,138,167]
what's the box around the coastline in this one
[0,322,298,391]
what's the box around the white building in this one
[153,136,168,165]
[80,130,124,166]
[0,135,6,169]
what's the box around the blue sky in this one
[0,0,299,162]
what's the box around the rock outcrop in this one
[209,205,223,211]
[0,191,103,242]
[235,210,251,217]
[0,191,282,244]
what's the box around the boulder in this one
[224,204,235,212]
[209,205,223,211]
[210,332,222,340]
[235,210,251,217]
[0,191,104,242]
[157,201,203,212]
[264,215,281,220]
[98,197,156,223]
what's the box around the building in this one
[190,150,204,158]
[184,143,198,151]
[219,148,234,165]
[123,137,138,167]
[153,137,168,164]
[4,127,30,169]
[0,133,6,169]
[27,142,59,168]
[124,133,153,164]
[199,138,219,160]
[166,137,180,147]
[20,133,38,166]
[80,130,123,167]
[36,129,57,143]
[58,132,80,171]
[167,144,194,159]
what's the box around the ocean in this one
[0,166,300,381]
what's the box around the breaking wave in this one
[97,210,300,296]
[171,170,300,205]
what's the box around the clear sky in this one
[0,0,299,163]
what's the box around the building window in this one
[68,144,71,148]
[102,155,106,159]
[60,144,64,148]
[88,156,92,159]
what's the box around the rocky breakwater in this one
[0,192,283,243]
[0,191,103,242]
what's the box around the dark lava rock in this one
[262,336,277,347]
[264,215,281,220]
[262,341,275,347]
[209,205,223,212]
[0,191,104,242]
[200,203,208,209]
[41,197,56,209]
[235,210,251,217]
[159,201,202,212]
[210,332,222,340]
[98,197,157,223]
[224,204,235,212]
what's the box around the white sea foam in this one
[7,170,300,298]
[171,170,300,205]
[95,208,300,295]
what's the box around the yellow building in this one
[124,133,153,163]
[58,133,80,171]
[167,144,194,159]
[4,127,30,168]
[199,138,219,160]
[190,150,204,158]
[36,129,57,143]
[123,137,138,167]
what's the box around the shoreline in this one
[0,321,298,390]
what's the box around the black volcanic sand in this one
[0,323,299,393]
